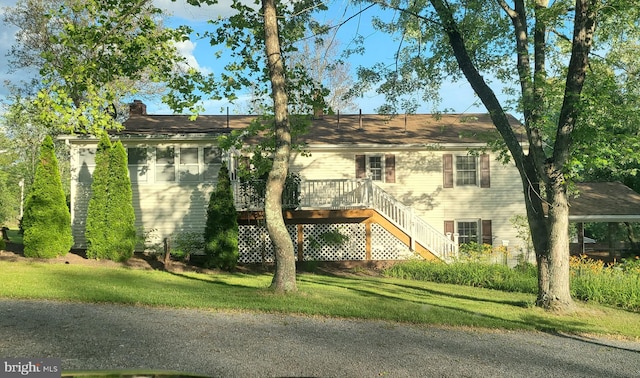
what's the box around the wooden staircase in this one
[233,179,458,262]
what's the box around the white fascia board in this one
[60,133,219,144]
[569,215,640,222]
[300,143,491,152]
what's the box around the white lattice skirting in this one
[238,223,416,264]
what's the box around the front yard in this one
[1,246,639,341]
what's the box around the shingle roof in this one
[570,182,640,221]
[121,113,525,145]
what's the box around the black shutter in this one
[443,154,453,188]
[482,220,492,245]
[385,154,396,183]
[444,220,455,240]
[480,154,490,188]
[356,155,366,179]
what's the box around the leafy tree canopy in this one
[2,0,206,134]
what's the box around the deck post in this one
[297,224,304,261]
[408,207,416,251]
[365,221,372,260]
[364,179,372,208]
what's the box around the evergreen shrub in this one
[22,135,73,258]
[85,135,136,261]
[203,165,239,270]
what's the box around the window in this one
[369,156,383,181]
[125,145,227,183]
[155,147,175,182]
[179,148,199,182]
[444,219,492,246]
[443,154,490,188]
[355,154,395,183]
[78,148,96,183]
[203,147,222,181]
[127,147,149,182]
[456,156,477,186]
[457,221,479,244]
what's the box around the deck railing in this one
[231,179,458,261]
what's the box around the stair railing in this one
[232,178,458,260]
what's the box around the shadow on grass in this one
[6,255,638,345]
[296,274,598,335]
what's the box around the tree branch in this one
[553,0,598,169]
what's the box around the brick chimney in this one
[129,100,147,115]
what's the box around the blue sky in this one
[0,0,491,116]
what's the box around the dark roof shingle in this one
[121,113,525,145]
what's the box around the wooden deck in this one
[238,209,441,262]
[234,179,458,262]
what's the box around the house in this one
[62,101,533,264]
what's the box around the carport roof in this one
[570,182,640,222]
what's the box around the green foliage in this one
[0,239,5,250]
[4,0,199,135]
[386,256,640,311]
[384,260,538,294]
[85,134,111,259]
[105,141,136,260]
[569,255,640,311]
[85,135,136,262]
[308,227,350,251]
[22,136,73,258]
[0,181,13,226]
[457,242,494,263]
[237,166,302,210]
[203,165,239,270]
[191,0,329,115]
[171,232,204,262]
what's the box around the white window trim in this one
[454,155,478,187]
[126,144,227,184]
[127,146,150,183]
[366,154,385,182]
[456,219,481,245]
[178,146,201,182]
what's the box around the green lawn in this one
[1,260,639,340]
[5,228,22,244]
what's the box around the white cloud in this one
[153,0,237,21]
[174,39,212,75]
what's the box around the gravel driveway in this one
[1,299,639,377]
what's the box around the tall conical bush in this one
[104,141,136,261]
[85,134,111,259]
[22,135,73,258]
[85,135,136,261]
[203,165,239,270]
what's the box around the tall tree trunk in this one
[428,0,597,312]
[519,158,550,303]
[540,172,575,311]
[262,0,297,292]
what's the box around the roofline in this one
[301,142,528,151]
[59,134,221,143]
[59,137,529,150]
[569,215,640,222]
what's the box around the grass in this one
[384,257,640,311]
[5,228,23,244]
[1,260,640,340]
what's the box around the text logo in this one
[1,358,60,377]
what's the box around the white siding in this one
[69,140,222,249]
[291,146,530,260]
[69,137,531,263]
